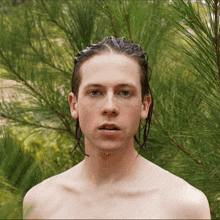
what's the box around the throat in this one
[82,148,142,186]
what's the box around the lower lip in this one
[99,130,121,135]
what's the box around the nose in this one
[101,93,119,116]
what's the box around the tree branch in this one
[40,0,74,38]
[28,40,70,76]
[125,13,132,39]
[153,108,220,180]
[0,49,72,133]
[153,109,208,168]
[153,109,220,180]
[104,3,119,38]
[0,112,73,133]
[213,0,220,81]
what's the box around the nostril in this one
[104,111,116,115]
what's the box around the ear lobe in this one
[141,95,151,120]
[68,92,79,119]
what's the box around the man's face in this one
[69,53,150,154]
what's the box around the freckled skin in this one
[23,53,211,219]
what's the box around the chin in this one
[85,137,133,154]
[95,142,128,154]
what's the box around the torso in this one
[25,158,208,219]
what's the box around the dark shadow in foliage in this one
[0,127,44,197]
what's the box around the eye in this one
[90,90,102,96]
[120,90,132,97]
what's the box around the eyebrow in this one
[84,83,137,90]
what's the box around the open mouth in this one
[99,126,120,131]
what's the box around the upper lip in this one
[99,123,121,130]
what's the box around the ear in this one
[141,95,151,120]
[68,92,79,119]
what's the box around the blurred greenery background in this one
[0,0,219,219]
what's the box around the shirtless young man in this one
[23,37,211,219]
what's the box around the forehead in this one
[79,53,141,90]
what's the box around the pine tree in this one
[0,0,219,218]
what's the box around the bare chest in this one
[47,188,171,219]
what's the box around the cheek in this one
[78,104,97,132]
[125,98,142,114]
[123,102,142,128]
[78,106,90,127]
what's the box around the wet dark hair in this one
[71,37,153,157]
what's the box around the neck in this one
[80,139,142,187]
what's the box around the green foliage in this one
[0,128,43,193]
[0,0,219,218]
[0,127,42,219]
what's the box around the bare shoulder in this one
[144,159,211,219]
[23,162,82,219]
[165,175,211,219]
[23,173,58,219]
[172,182,211,219]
